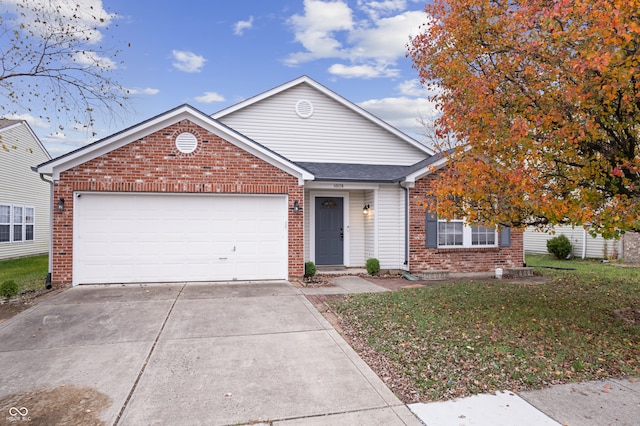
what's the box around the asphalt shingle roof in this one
[297,154,444,182]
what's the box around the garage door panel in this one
[74,194,287,285]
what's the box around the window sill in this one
[435,246,499,253]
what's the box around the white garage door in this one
[73,193,288,285]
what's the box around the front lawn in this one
[0,255,48,294]
[332,254,640,401]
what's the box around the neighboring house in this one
[524,226,622,260]
[0,119,51,260]
[37,76,523,286]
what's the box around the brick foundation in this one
[52,119,304,286]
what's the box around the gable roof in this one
[37,104,314,182]
[213,76,434,157]
[0,119,51,159]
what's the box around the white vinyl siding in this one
[348,192,365,267]
[0,122,51,260]
[364,190,376,260]
[524,226,622,259]
[377,185,406,270]
[217,84,426,165]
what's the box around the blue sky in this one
[4,0,438,158]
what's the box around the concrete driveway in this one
[0,282,420,425]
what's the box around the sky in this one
[3,0,438,158]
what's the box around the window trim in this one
[437,219,498,248]
[0,203,35,243]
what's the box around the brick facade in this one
[52,119,304,286]
[408,170,524,273]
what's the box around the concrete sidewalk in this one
[409,377,640,425]
[0,281,420,425]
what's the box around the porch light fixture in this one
[292,200,301,213]
[57,197,65,212]
[363,204,370,215]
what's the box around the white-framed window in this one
[438,220,497,248]
[0,204,35,243]
[0,205,10,243]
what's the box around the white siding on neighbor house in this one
[377,184,406,270]
[0,122,51,260]
[348,191,365,267]
[525,226,622,259]
[217,84,427,165]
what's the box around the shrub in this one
[366,258,380,275]
[304,261,317,278]
[0,280,19,298]
[547,234,573,260]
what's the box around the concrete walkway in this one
[0,281,419,425]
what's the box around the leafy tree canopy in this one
[409,0,640,237]
[1,0,128,151]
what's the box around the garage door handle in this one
[219,257,228,260]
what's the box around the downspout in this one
[582,227,587,260]
[34,167,53,289]
[398,181,409,268]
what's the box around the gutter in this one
[33,167,53,289]
[397,181,409,268]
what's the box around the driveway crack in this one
[112,282,186,425]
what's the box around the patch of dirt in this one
[299,276,336,288]
[0,385,111,426]
[0,289,60,325]
[613,307,640,325]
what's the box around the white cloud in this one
[126,87,160,95]
[234,16,254,36]
[285,0,354,66]
[357,0,407,20]
[284,0,429,80]
[328,63,399,79]
[348,11,427,61]
[171,50,206,73]
[358,96,439,140]
[194,91,225,103]
[4,0,117,44]
[73,50,117,70]
[3,113,50,129]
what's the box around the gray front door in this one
[315,197,344,265]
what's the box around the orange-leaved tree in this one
[409,0,640,237]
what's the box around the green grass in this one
[0,255,49,293]
[332,254,640,401]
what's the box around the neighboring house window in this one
[0,205,9,243]
[25,207,35,241]
[0,204,35,243]
[437,220,497,248]
[13,206,23,242]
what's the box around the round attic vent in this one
[175,132,198,153]
[295,99,314,119]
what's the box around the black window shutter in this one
[500,226,511,247]
[425,197,438,248]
